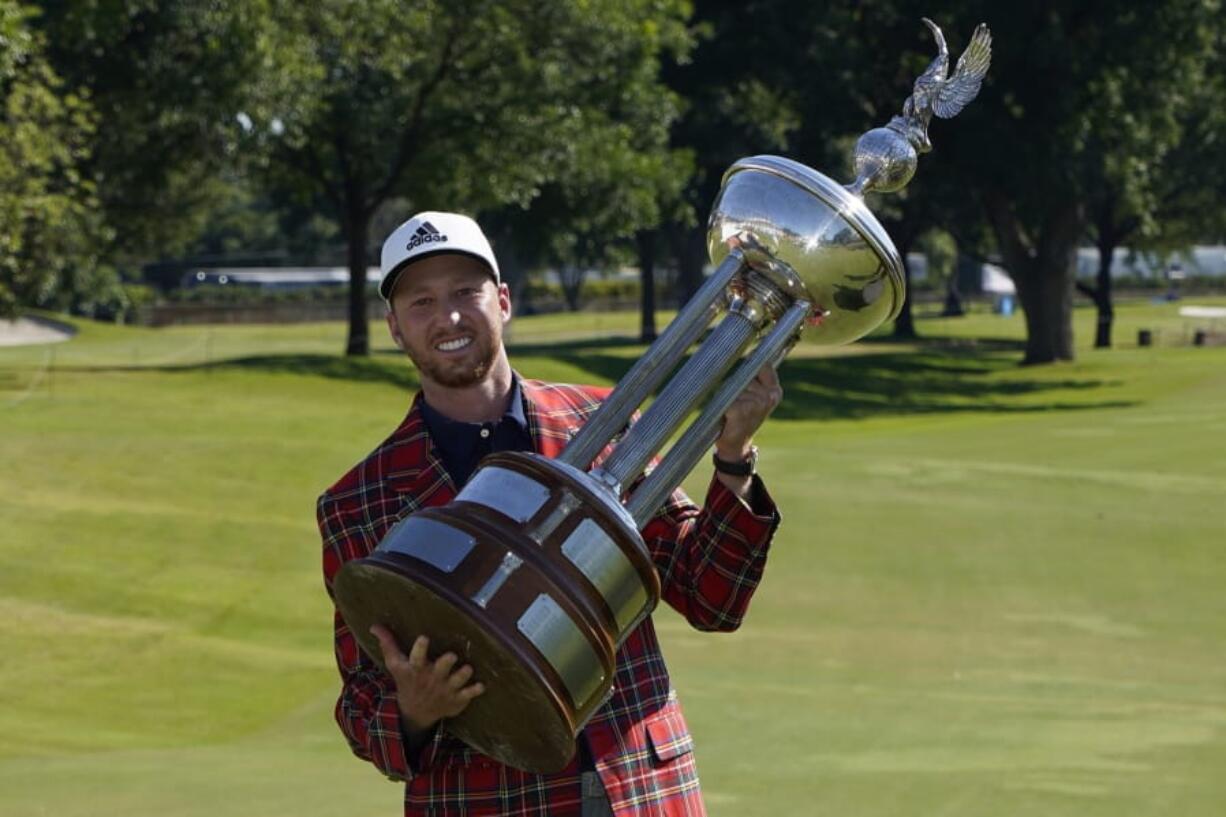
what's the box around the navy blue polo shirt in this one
[419,376,534,488]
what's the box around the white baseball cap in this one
[379,211,501,301]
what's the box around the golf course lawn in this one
[1,298,1223,816]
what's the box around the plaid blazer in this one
[318,378,780,816]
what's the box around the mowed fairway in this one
[1,300,1224,816]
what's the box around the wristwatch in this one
[712,445,758,477]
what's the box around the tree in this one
[874,188,934,339]
[1078,21,1226,347]
[33,1,270,269]
[920,229,960,315]
[254,0,691,355]
[662,0,810,305]
[666,2,985,336]
[740,1,1223,364]
[480,120,691,337]
[0,1,105,318]
[636,230,662,341]
[914,0,1224,363]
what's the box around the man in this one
[318,211,783,816]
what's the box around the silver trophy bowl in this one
[708,155,905,346]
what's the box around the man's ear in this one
[498,282,512,323]
[385,310,405,349]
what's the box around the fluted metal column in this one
[595,303,763,492]
[558,251,746,471]
[627,300,809,526]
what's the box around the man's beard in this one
[408,332,500,388]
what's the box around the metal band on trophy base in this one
[333,16,991,774]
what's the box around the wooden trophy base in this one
[332,452,660,773]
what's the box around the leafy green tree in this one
[1078,20,1226,347]
[703,1,1222,364]
[253,0,691,355]
[910,0,1224,363]
[34,0,270,267]
[0,1,105,318]
[665,3,989,338]
[662,0,810,304]
[480,102,691,336]
[665,1,1000,355]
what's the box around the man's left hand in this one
[715,364,783,462]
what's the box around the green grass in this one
[1,299,1224,815]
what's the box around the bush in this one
[64,264,128,322]
[1089,274,1226,292]
[164,284,361,304]
[522,277,648,306]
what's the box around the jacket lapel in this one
[521,378,581,459]
[388,394,457,507]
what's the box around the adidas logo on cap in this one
[405,221,448,251]
[381,211,500,301]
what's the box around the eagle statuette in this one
[846,19,992,197]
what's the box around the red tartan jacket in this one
[318,378,780,816]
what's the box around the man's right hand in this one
[370,625,486,736]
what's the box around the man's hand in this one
[370,625,485,737]
[713,364,783,499]
[716,363,783,459]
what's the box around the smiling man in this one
[318,211,784,816]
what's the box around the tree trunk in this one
[559,265,586,311]
[504,251,530,315]
[984,193,1080,365]
[942,279,965,317]
[488,222,530,314]
[344,207,371,356]
[673,224,706,306]
[1092,240,1115,348]
[638,230,658,343]
[892,246,917,339]
[1013,255,1075,364]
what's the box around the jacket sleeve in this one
[318,494,418,783]
[639,474,781,632]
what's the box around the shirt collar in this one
[505,375,528,428]
[419,375,527,432]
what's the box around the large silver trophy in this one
[334,19,991,773]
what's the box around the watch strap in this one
[712,446,758,477]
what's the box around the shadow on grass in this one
[57,350,422,391]
[515,345,1132,419]
[71,334,1136,419]
[199,337,643,391]
[773,350,1132,420]
[857,333,1027,352]
[209,352,421,390]
[511,335,1134,419]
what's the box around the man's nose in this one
[447,309,461,325]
